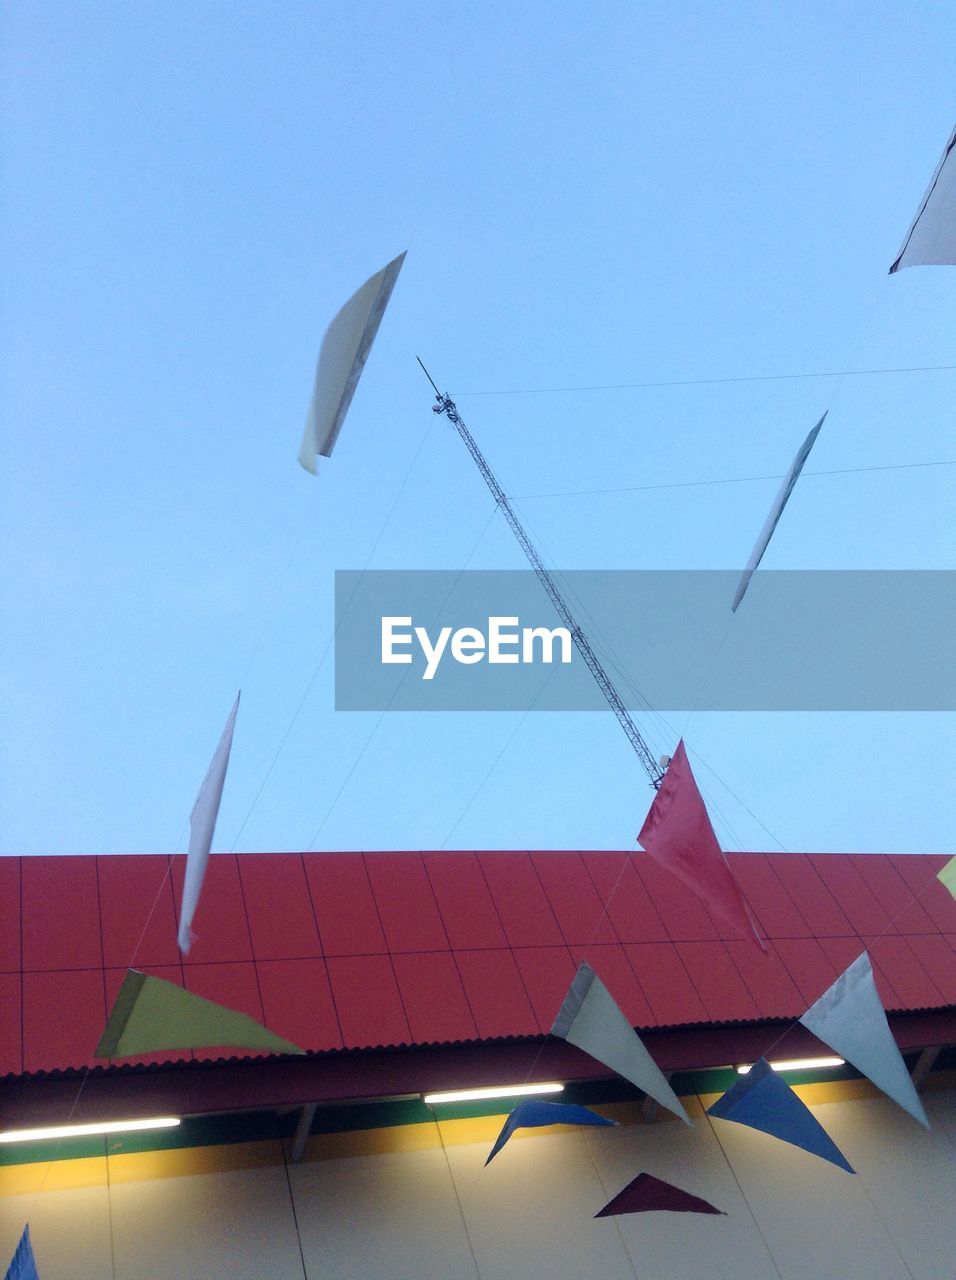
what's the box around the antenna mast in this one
[418,359,663,788]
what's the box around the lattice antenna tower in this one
[417,359,663,788]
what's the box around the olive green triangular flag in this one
[95,969,304,1059]
[937,856,956,901]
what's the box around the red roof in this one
[3,850,956,1080]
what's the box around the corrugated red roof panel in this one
[99,855,179,969]
[0,857,20,973]
[171,854,253,965]
[4,850,956,1079]
[0,972,21,1077]
[907,934,956,1004]
[581,852,669,943]
[257,958,342,1054]
[864,935,943,1010]
[851,855,936,934]
[22,969,104,1074]
[454,948,537,1039]
[237,854,320,960]
[725,939,804,1017]
[764,854,853,937]
[891,856,956,932]
[624,942,709,1026]
[184,961,266,1062]
[477,852,564,948]
[392,951,477,1044]
[770,937,840,1006]
[568,943,655,1029]
[303,853,386,956]
[674,941,762,1023]
[808,855,895,936]
[326,953,410,1049]
[364,852,449,953]
[531,852,618,945]
[512,945,577,1033]
[22,856,101,972]
[423,852,508,950]
[632,856,722,942]
[728,853,813,939]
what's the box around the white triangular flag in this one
[177,694,240,953]
[551,963,691,1125]
[799,951,929,1127]
[890,126,956,272]
[298,251,406,473]
[732,413,826,612]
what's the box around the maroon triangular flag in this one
[596,1172,725,1218]
[637,740,763,947]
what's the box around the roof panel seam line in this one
[297,851,346,1050]
[473,855,542,1034]
[420,855,481,1043]
[361,853,412,1046]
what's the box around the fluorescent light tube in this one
[0,1116,181,1143]
[736,1057,845,1075]
[423,1083,564,1105]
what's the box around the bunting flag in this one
[799,952,929,1128]
[890,126,956,272]
[937,855,956,900]
[637,740,762,947]
[4,1226,39,1280]
[595,1172,724,1218]
[551,963,691,1125]
[708,1057,854,1173]
[485,1099,616,1165]
[298,251,406,473]
[731,413,826,612]
[95,969,304,1059]
[177,694,240,953]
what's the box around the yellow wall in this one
[3,1084,956,1279]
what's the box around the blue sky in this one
[1,1,954,858]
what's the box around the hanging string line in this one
[433,1116,485,1280]
[453,362,956,398]
[755,864,946,1066]
[228,416,437,853]
[303,502,501,851]
[579,1127,642,1280]
[513,457,956,501]
[695,1090,787,1280]
[280,1144,311,1280]
[17,814,192,1256]
[699,1069,918,1278]
[507,494,786,854]
[14,402,432,1247]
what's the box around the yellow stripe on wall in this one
[2,1072,941,1195]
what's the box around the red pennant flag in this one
[596,1172,724,1217]
[637,740,763,946]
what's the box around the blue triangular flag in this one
[485,1098,616,1165]
[708,1058,854,1173]
[4,1226,39,1280]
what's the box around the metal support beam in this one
[418,359,664,788]
[290,1103,317,1162]
[910,1045,942,1091]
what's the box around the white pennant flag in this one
[732,413,826,612]
[551,963,691,1125]
[177,694,240,953]
[799,951,929,1128]
[298,251,406,473]
[890,126,956,272]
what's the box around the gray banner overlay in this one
[334,570,956,712]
